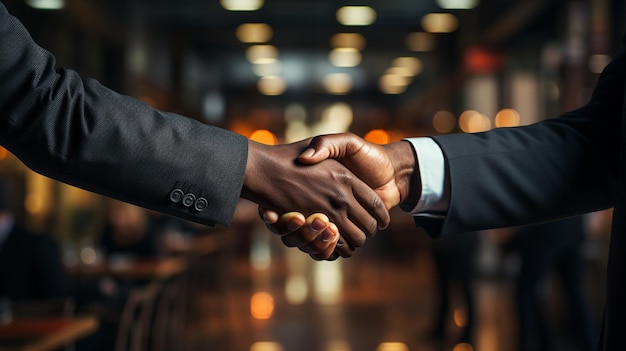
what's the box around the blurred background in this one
[0,0,623,350]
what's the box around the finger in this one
[264,211,306,235]
[299,226,341,260]
[334,236,354,258]
[331,213,368,249]
[281,213,332,248]
[351,178,391,230]
[259,207,279,224]
[341,176,389,234]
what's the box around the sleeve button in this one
[169,189,184,203]
[194,197,208,212]
[182,193,196,207]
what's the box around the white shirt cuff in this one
[402,137,449,215]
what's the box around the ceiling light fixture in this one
[236,23,273,43]
[220,0,263,11]
[421,13,459,33]
[336,6,377,26]
[25,0,65,10]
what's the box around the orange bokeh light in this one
[250,292,274,320]
[249,129,278,145]
[364,129,390,145]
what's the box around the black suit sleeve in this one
[418,40,626,238]
[0,3,247,227]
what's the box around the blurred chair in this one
[115,281,163,351]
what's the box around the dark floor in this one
[169,224,608,351]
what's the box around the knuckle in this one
[366,219,378,237]
[372,194,382,210]
[352,233,367,248]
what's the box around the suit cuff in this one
[402,137,449,215]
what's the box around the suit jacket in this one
[418,37,626,350]
[0,225,70,301]
[0,2,247,227]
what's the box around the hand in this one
[241,138,390,257]
[261,210,341,261]
[259,133,420,258]
[299,133,415,209]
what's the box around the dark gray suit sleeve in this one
[0,3,247,227]
[417,41,626,238]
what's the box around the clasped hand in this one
[256,133,418,261]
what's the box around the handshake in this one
[240,132,421,261]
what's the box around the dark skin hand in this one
[241,138,390,258]
[260,133,421,260]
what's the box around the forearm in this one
[0,3,248,226]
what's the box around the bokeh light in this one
[236,23,273,43]
[249,129,278,145]
[433,110,456,133]
[250,292,274,320]
[495,108,520,128]
[421,13,459,33]
[364,129,390,145]
[336,6,377,26]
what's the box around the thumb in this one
[298,133,362,164]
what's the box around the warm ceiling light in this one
[323,73,353,95]
[436,0,479,9]
[495,108,520,128]
[364,129,390,145]
[386,66,414,77]
[220,0,263,11]
[432,110,456,133]
[377,342,410,351]
[452,342,474,351]
[249,130,278,145]
[391,57,423,76]
[236,23,273,43]
[329,48,362,67]
[336,6,377,26]
[379,74,409,94]
[246,45,278,64]
[250,342,283,351]
[330,33,366,50]
[253,61,282,77]
[459,110,491,133]
[250,291,274,319]
[258,76,286,95]
[26,0,65,10]
[422,13,459,33]
[406,32,436,52]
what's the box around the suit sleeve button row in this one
[169,189,185,203]
[170,189,208,212]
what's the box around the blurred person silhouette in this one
[514,217,597,351]
[99,199,161,261]
[0,177,72,302]
[429,231,478,348]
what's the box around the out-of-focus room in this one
[0,0,623,350]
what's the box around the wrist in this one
[241,140,267,204]
[384,141,421,209]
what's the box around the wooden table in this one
[0,317,98,351]
[68,257,187,280]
